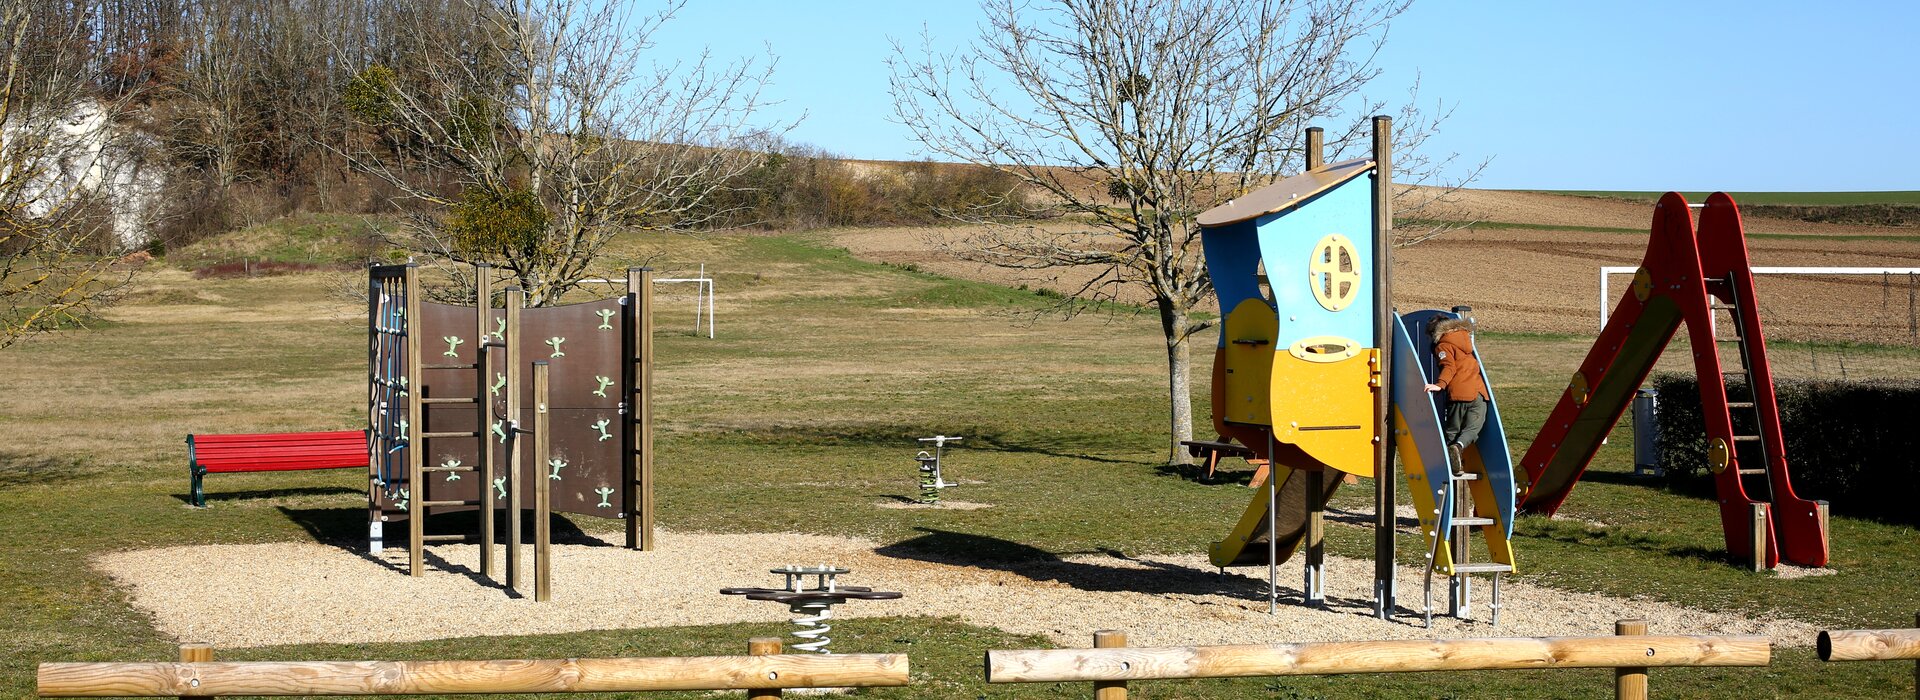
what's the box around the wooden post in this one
[1093,630,1127,700]
[505,287,524,591]
[533,361,552,602]
[404,264,424,577]
[1914,611,1918,700]
[1750,502,1769,572]
[1615,619,1649,700]
[1816,499,1830,556]
[177,644,210,700]
[626,267,656,551]
[1370,115,1396,619]
[476,264,495,579]
[1305,126,1325,171]
[1303,469,1325,606]
[748,638,783,700]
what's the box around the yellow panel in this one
[1395,409,1450,573]
[1463,443,1518,572]
[1221,298,1278,426]
[1270,349,1379,476]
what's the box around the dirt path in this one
[96,530,1816,650]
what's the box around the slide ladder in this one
[1517,192,1826,568]
[1392,309,1516,627]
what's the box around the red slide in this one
[1517,192,1827,568]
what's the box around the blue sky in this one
[651,1,1919,191]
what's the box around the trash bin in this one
[1632,387,1662,477]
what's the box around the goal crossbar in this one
[1598,266,1920,330]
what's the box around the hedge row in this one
[1651,373,1920,525]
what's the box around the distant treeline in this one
[24,0,1034,251]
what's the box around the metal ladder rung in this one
[1733,435,1761,442]
[421,466,475,473]
[1727,401,1755,409]
[1451,563,1513,574]
[1450,472,1479,481]
[1452,516,1496,527]
[420,534,468,543]
[421,499,480,508]
[1736,469,1768,475]
[421,431,481,439]
[424,363,478,370]
[422,397,477,405]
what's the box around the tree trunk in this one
[1159,298,1195,467]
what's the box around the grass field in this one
[3,220,1918,698]
[1530,190,1920,206]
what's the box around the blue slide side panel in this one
[1200,221,1267,349]
[1401,309,1516,537]
[1393,313,1453,537]
[1254,176,1375,346]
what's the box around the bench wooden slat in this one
[188,430,370,507]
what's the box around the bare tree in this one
[1,0,145,348]
[889,0,1478,465]
[340,0,783,305]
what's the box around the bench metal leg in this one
[190,467,206,508]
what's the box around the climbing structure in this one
[367,263,657,590]
[1516,192,1828,568]
[1194,124,1392,610]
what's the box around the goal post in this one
[1599,266,1920,334]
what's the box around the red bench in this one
[187,430,367,507]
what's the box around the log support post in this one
[1303,469,1326,607]
[533,361,552,602]
[1370,114,1396,620]
[1615,619,1648,700]
[177,645,210,700]
[748,638,783,700]
[1750,502,1769,572]
[1093,630,1127,700]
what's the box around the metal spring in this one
[787,601,834,653]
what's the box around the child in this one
[1424,317,1489,472]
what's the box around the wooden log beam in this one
[1819,627,1920,661]
[985,635,1769,683]
[38,654,910,697]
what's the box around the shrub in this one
[1652,372,1920,524]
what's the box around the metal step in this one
[424,363,477,371]
[1449,472,1479,481]
[423,397,477,405]
[422,499,480,508]
[1733,435,1761,442]
[420,534,468,543]
[1715,337,1743,343]
[1737,469,1768,476]
[1451,517,1496,527]
[1728,401,1755,409]
[1452,563,1513,574]
[421,431,482,439]
[421,466,475,473]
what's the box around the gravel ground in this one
[95,530,1816,650]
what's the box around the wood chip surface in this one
[94,530,1816,649]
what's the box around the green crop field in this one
[4,219,1918,698]
[1529,190,1920,206]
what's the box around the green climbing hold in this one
[594,486,615,508]
[545,336,566,358]
[592,375,614,398]
[596,308,616,330]
[442,335,464,357]
[548,458,567,480]
[591,417,612,441]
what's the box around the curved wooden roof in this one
[1195,157,1374,228]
